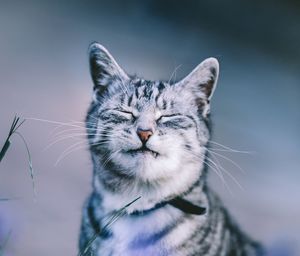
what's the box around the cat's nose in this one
[137,128,153,143]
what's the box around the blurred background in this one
[0,0,299,255]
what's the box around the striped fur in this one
[79,43,264,256]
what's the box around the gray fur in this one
[79,43,264,256]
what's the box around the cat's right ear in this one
[174,58,219,117]
[89,42,129,97]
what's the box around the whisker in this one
[86,113,100,122]
[202,158,233,194]
[220,166,244,191]
[52,127,87,138]
[181,148,232,194]
[209,140,252,154]
[44,134,88,151]
[53,133,96,139]
[26,117,85,129]
[48,131,120,149]
[101,149,122,170]
[69,119,108,129]
[209,148,252,154]
[120,78,130,96]
[207,152,226,185]
[168,64,182,84]
[54,141,89,166]
[205,156,226,184]
[54,140,110,166]
[205,159,234,195]
[54,141,88,166]
[49,124,70,138]
[181,147,243,194]
[206,148,246,174]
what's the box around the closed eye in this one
[156,113,182,122]
[116,110,136,120]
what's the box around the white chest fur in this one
[97,206,183,256]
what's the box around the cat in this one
[79,42,264,256]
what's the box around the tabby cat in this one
[79,42,263,256]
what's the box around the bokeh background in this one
[0,1,299,255]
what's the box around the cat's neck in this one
[92,159,207,215]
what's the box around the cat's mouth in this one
[127,145,159,158]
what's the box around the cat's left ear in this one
[88,42,129,97]
[175,58,219,117]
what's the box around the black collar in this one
[168,197,206,215]
[87,196,206,237]
[130,196,206,216]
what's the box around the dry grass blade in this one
[78,196,141,256]
[14,131,36,197]
[0,139,10,162]
[0,115,35,197]
[0,115,25,161]
[0,115,18,162]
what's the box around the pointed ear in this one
[88,42,129,94]
[175,58,219,116]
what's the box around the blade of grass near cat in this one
[14,131,36,197]
[0,139,11,162]
[78,196,141,256]
[0,115,25,162]
[0,115,17,162]
[0,116,35,197]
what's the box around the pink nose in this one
[137,128,153,143]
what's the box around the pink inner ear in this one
[174,58,219,102]
[200,78,215,99]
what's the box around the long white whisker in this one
[205,159,234,195]
[181,148,232,194]
[52,127,87,138]
[44,134,88,151]
[26,117,85,129]
[54,140,110,166]
[205,151,244,191]
[86,113,101,122]
[55,143,90,166]
[120,78,130,96]
[51,124,110,139]
[168,64,182,84]
[211,159,244,191]
[206,148,246,174]
[207,152,226,185]
[49,124,69,138]
[209,140,252,154]
[54,141,88,166]
[101,149,122,170]
[205,156,226,184]
[202,159,233,194]
[47,132,120,149]
[209,148,252,154]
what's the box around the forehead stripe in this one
[155,82,165,102]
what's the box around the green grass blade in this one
[9,116,19,136]
[0,139,11,162]
[0,115,22,163]
[13,119,26,134]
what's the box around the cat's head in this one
[86,43,219,189]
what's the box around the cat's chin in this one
[115,150,184,182]
[126,146,159,159]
